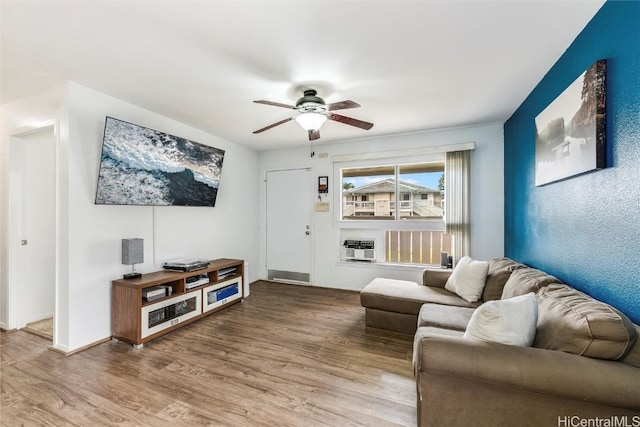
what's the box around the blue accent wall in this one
[504,1,640,323]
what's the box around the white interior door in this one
[8,128,56,329]
[266,168,312,284]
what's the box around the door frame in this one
[263,166,314,285]
[5,121,59,342]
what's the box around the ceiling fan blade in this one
[253,100,296,109]
[328,113,374,130]
[253,117,294,134]
[308,129,320,141]
[326,100,361,111]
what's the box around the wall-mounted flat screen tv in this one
[95,117,225,206]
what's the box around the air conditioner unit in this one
[342,239,376,262]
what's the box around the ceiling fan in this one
[252,89,374,141]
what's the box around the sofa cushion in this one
[364,308,418,335]
[361,278,480,316]
[482,258,526,302]
[417,303,475,331]
[621,325,640,368]
[501,267,559,299]
[534,284,638,360]
[444,256,489,303]
[464,293,538,347]
[422,268,453,288]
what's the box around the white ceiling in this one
[1,0,604,151]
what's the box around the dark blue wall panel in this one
[504,1,640,323]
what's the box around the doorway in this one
[265,168,312,284]
[8,126,56,341]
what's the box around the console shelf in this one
[111,258,244,347]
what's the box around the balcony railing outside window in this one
[385,230,453,265]
[344,200,442,219]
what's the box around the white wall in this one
[1,83,260,352]
[258,123,504,291]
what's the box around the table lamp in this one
[122,238,143,279]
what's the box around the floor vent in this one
[267,270,310,285]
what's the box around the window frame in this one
[332,143,474,266]
[334,153,445,231]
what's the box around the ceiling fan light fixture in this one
[253,89,373,138]
[295,112,327,131]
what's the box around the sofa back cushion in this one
[482,258,526,302]
[621,325,640,368]
[534,284,638,360]
[501,267,558,299]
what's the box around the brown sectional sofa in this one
[360,258,640,426]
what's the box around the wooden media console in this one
[111,258,244,348]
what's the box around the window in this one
[335,144,473,266]
[339,159,449,265]
[341,161,444,221]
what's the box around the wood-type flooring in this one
[1,281,416,426]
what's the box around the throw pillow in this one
[444,256,489,303]
[534,284,638,360]
[463,293,538,347]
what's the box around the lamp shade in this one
[122,238,143,265]
[295,112,327,131]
